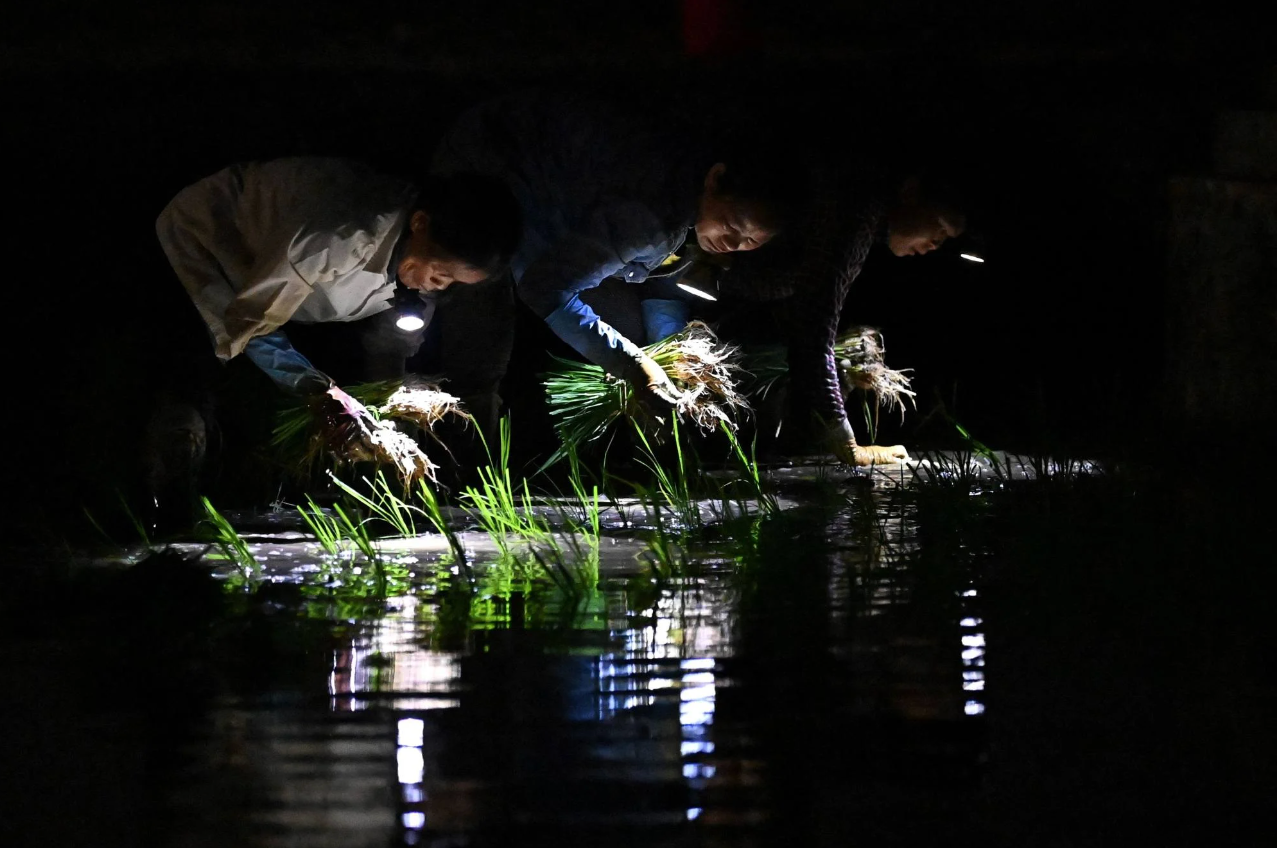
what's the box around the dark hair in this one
[712,138,808,234]
[414,172,523,277]
[912,169,971,218]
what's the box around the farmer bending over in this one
[150,157,521,519]
[431,90,800,412]
[720,164,969,466]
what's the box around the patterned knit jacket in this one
[724,174,887,427]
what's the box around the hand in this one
[629,351,684,414]
[826,417,910,466]
[835,440,911,467]
[321,386,378,440]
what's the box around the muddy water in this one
[42,455,1258,844]
[3,476,993,847]
[16,454,1263,848]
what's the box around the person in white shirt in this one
[148,156,521,525]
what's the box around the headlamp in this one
[950,229,988,265]
[676,280,719,301]
[391,285,427,333]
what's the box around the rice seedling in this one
[199,497,260,580]
[118,491,153,547]
[320,500,405,596]
[296,496,344,556]
[271,380,394,477]
[634,486,689,582]
[909,446,988,492]
[461,418,553,553]
[542,321,748,467]
[536,440,606,566]
[630,417,702,533]
[329,471,418,538]
[529,540,599,601]
[414,478,467,564]
[720,421,780,517]
[328,502,380,564]
[82,507,116,548]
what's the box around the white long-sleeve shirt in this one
[156,157,416,360]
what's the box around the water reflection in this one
[156,486,989,845]
[330,596,462,711]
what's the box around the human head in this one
[694,153,800,255]
[885,173,967,258]
[397,172,523,292]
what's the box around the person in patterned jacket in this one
[714,167,968,466]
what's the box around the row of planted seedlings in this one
[287,412,782,602]
[195,321,871,605]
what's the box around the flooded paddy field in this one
[0,454,1270,848]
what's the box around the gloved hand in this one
[320,385,379,444]
[827,417,910,466]
[628,350,684,415]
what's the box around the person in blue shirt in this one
[431,90,799,410]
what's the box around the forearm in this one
[788,342,848,425]
[786,207,880,429]
[242,330,332,395]
[544,295,645,378]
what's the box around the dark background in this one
[2,0,1273,521]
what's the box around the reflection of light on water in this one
[681,657,715,670]
[623,587,734,660]
[677,656,717,806]
[329,596,461,711]
[397,716,429,838]
[680,687,717,724]
[959,590,986,716]
[397,746,425,785]
[397,718,425,747]
[597,584,728,820]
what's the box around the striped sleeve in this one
[783,186,884,426]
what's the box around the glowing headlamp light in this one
[391,285,427,333]
[676,281,718,301]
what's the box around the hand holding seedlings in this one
[321,386,379,445]
[630,350,686,414]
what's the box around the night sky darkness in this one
[2,0,1272,509]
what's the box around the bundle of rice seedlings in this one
[740,325,916,419]
[380,383,473,439]
[272,379,468,485]
[543,321,747,460]
[833,326,916,419]
[364,423,438,484]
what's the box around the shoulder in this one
[243,157,410,197]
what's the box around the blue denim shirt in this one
[433,91,705,377]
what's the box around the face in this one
[694,163,779,255]
[397,211,489,292]
[886,180,966,257]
